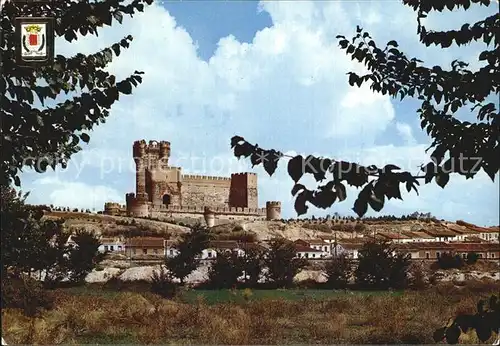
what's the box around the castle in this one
[103,140,281,225]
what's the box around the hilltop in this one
[43,210,497,242]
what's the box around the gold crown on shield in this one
[25,24,42,33]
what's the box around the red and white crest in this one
[21,23,47,58]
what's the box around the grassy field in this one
[2,281,499,344]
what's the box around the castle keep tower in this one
[266,201,281,221]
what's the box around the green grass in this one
[57,285,403,305]
[180,288,403,305]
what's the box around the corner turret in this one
[266,201,281,221]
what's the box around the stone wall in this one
[181,175,231,209]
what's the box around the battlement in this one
[182,174,232,182]
[133,139,170,158]
[154,204,266,216]
[231,172,257,178]
[104,202,125,209]
[266,201,281,207]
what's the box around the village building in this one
[294,244,327,259]
[98,237,125,253]
[294,239,331,255]
[125,237,166,257]
[401,230,436,242]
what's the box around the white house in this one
[295,244,328,259]
[294,239,331,256]
[336,243,364,259]
[98,237,125,253]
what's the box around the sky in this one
[20,0,499,226]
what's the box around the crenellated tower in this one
[266,201,281,221]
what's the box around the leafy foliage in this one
[433,294,500,344]
[240,247,265,287]
[208,250,243,289]
[151,266,179,299]
[66,229,105,283]
[354,241,411,290]
[164,224,211,284]
[324,253,352,289]
[436,252,465,270]
[230,0,498,217]
[1,0,153,186]
[1,274,54,317]
[264,238,307,288]
[1,185,103,286]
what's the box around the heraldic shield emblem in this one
[15,17,54,66]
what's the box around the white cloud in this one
[27,177,122,210]
[395,122,417,146]
[20,0,499,226]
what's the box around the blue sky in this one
[20,0,499,226]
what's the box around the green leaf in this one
[352,195,368,217]
[288,156,304,183]
[435,172,450,188]
[335,183,347,202]
[116,81,132,95]
[113,11,123,24]
[80,133,90,143]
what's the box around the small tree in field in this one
[66,229,104,283]
[164,225,211,285]
[354,241,411,290]
[324,253,352,289]
[241,247,265,287]
[208,250,242,289]
[264,238,307,288]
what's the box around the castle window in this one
[162,194,171,206]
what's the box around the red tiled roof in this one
[126,237,165,248]
[377,232,411,240]
[402,231,434,239]
[421,228,459,237]
[338,243,364,250]
[295,244,324,253]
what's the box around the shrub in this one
[466,252,480,265]
[151,266,179,299]
[437,252,464,270]
[1,275,54,317]
[324,254,352,289]
[208,251,243,289]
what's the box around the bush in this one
[324,254,352,289]
[466,252,480,265]
[151,266,179,299]
[437,253,464,270]
[1,275,54,317]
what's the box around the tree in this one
[1,0,153,186]
[229,0,498,218]
[207,250,242,289]
[436,252,465,269]
[240,247,265,287]
[1,185,67,278]
[164,224,211,285]
[354,241,411,290]
[66,229,104,283]
[434,294,500,344]
[324,253,352,289]
[264,238,307,288]
[1,185,103,286]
